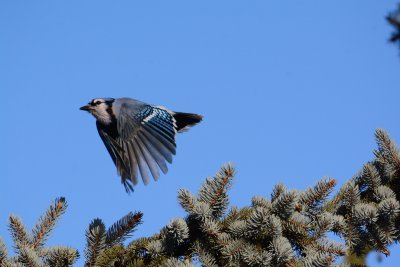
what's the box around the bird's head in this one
[80,98,115,124]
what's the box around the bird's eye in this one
[95,101,102,105]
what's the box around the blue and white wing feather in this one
[97,98,202,192]
[115,103,178,190]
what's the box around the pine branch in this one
[96,244,138,267]
[3,197,76,266]
[377,197,399,224]
[42,246,79,267]
[387,5,400,42]
[272,190,297,220]
[284,212,310,237]
[164,257,194,267]
[84,218,106,267]
[219,238,243,262]
[374,129,400,177]
[1,260,25,267]
[105,211,143,247]
[312,212,336,239]
[247,208,282,240]
[144,239,164,260]
[355,163,381,198]
[191,241,218,267]
[227,219,247,239]
[299,178,336,216]
[269,236,294,266]
[198,163,235,218]
[251,196,272,210]
[32,197,67,250]
[127,236,151,253]
[373,186,396,202]
[301,250,335,267]
[330,214,346,236]
[201,217,221,240]
[224,207,253,232]
[241,243,272,267]
[351,203,377,229]
[8,215,32,248]
[192,202,213,222]
[325,180,360,215]
[178,189,198,214]
[313,238,346,256]
[164,218,189,249]
[271,183,287,202]
[0,237,8,264]
[17,245,43,267]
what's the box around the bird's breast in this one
[97,120,119,139]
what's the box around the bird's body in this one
[80,97,202,192]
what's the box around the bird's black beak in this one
[80,105,92,111]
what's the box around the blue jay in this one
[80,97,202,192]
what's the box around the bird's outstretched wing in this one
[97,99,202,193]
[98,103,178,192]
[96,123,134,192]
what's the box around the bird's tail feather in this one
[173,112,203,132]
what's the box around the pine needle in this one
[106,211,143,247]
[84,218,106,267]
[32,197,67,250]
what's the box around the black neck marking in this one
[100,99,119,139]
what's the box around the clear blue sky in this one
[1,1,399,266]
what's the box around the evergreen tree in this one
[79,129,400,267]
[2,129,400,266]
[387,4,400,44]
[0,197,79,267]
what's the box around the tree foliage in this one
[2,130,400,266]
[387,4,400,44]
[81,129,400,266]
[0,197,79,267]
[84,212,143,267]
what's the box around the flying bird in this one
[80,97,202,192]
